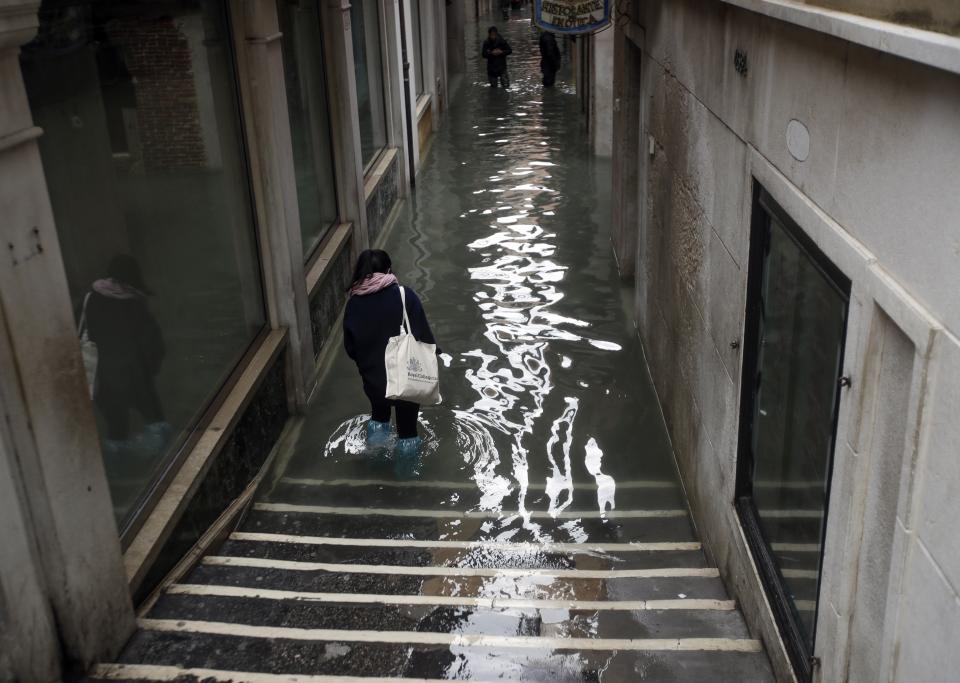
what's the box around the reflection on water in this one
[272,10,679,539]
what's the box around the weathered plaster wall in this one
[626,0,960,680]
[0,0,136,674]
[310,240,354,359]
[590,26,614,157]
[366,153,402,244]
[446,0,466,74]
[799,0,960,35]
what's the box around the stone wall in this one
[589,26,614,157]
[309,240,354,359]
[365,153,400,244]
[620,1,960,680]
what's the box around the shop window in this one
[350,0,388,170]
[736,185,851,681]
[20,0,267,532]
[277,0,339,259]
[412,0,426,97]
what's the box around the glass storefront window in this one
[750,206,847,648]
[277,0,339,258]
[412,0,425,97]
[21,0,267,530]
[737,187,850,677]
[350,0,388,169]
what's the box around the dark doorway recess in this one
[736,184,851,682]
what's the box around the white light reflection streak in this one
[545,398,578,516]
[584,437,617,513]
[457,37,624,545]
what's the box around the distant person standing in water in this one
[482,26,512,88]
[343,250,438,460]
[539,31,561,87]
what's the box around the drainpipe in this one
[397,0,417,187]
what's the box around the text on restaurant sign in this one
[536,0,611,34]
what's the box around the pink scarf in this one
[350,272,398,296]
[92,277,144,300]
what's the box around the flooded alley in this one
[98,12,774,683]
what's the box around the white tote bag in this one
[78,292,98,398]
[384,286,441,405]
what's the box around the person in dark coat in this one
[482,26,512,88]
[539,31,562,87]
[85,254,169,454]
[343,249,438,459]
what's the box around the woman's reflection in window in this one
[85,254,170,456]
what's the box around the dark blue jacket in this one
[343,284,437,398]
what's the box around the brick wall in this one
[106,15,207,171]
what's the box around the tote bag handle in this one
[398,286,412,336]
[78,292,92,337]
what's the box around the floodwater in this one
[274,22,679,520]
[212,10,776,681]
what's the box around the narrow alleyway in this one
[93,13,774,683]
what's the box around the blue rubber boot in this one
[393,436,423,480]
[136,421,173,454]
[366,420,392,448]
[103,438,134,457]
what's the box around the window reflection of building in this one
[20,0,266,528]
[277,0,340,258]
[350,0,388,169]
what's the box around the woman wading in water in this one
[343,250,438,461]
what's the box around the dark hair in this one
[107,253,152,295]
[349,249,392,290]
[488,26,498,35]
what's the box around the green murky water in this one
[265,13,681,542]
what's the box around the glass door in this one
[736,186,851,681]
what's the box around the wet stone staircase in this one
[90,478,775,682]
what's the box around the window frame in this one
[734,182,852,681]
[412,0,426,97]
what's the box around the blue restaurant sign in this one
[534,0,611,35]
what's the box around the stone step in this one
[267,478,687,511]
[277,476,680,491]
[218,534,709,571]
[243,506,698,544]
[201,554,721,581]
[254,501,690,520]
[100,632,773,681]
[146,592,753,639]
[164,583,735,613]
[185,560,730,602]
[278,453,684,492]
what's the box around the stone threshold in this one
[363,146,400,203]
[415,93,432,121]
[305,222,353,296]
